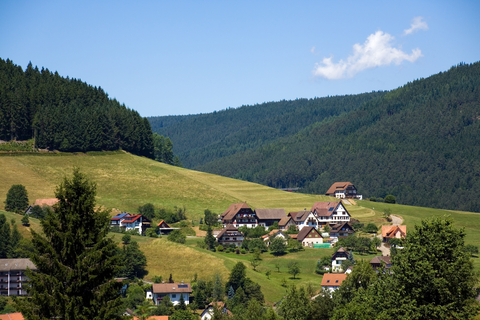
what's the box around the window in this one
[172,294,177,298]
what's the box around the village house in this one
[311,201,350,227]
[254,208,286,229]
[0,258,37,296]
[278,216,295,231]
[370,256,392,271]
[110,213,151,235]
[152,282,191,306]
[321,273,348,292]
[329,221,355,238]
[200,302,232,320]
[325,182,362,200]
[288,210,319,231]
[331,247,349,272]
[262,229,287,246]
[24,198,59,214]
[381,225,407,242]
[157,220,178,236]
[220,203,257,228]
[296,226,323,247]
[216,225,244,247]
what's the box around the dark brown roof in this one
[221,203,251,221]
[216,224,241,239]
[296,226,321,241]
[325,182,354,195]
[152,282,192,294]
[291,210,310,222]
[0,259,37,271]
[370,256,392,265]
[330,222,354,233]
[254,208,286,220]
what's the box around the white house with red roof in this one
[321,273,347,292]
[110,213,151,235]
[311,201,350,227]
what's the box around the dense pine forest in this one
[150,62,480,212]
[0,58,153,158]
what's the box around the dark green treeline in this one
[0,58,153,158]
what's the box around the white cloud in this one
[404,16,428,35]
[310,46,316,54]
[312,31,423,80]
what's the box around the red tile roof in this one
[321,273,347,287]
[0,313,24,320]
[381,225,407,239]
[158,220,171,228]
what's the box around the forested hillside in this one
[153,62,480,212]
[0,58,153,157]
[149,92,385,167]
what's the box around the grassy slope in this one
[1,153,479,303]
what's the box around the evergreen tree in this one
[205,225,216,250]
[119,240,147,279]
[0,214,11,258]
[4,184,29,213]
[16,169,124,319]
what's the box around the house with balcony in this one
[311,201,350,227]
[288,210,319,231]
[217,225,244,247]
[220,203,258,228]
[331,247,350,272]
[0,258,37,296]
[325,182,362,200]
[329,222,355,238]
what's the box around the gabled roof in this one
[332,247,349,260]
[217,224,241,239]
[321,273,347,286]
[200,302,232,318]
[157,220,171,228]
[296,226,322,241]
[290,210,311,222]
[370,256,392,266]
[261,229,286,240]
[381,225,407,239]
[254,208,286,220]
[121,214,151,224]
[330,222,355,233]
[33,198,59,207]
[325,182,355,195]
[152,282,192,294]
[311,201,343,217]
[278,216,293,227]
[221,203,252,221]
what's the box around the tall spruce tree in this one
[17,169,124,319]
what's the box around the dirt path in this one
[390,214,403,225]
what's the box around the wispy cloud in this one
[312,31,423,80]
[404,16,428,35]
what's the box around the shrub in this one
[240,249,246,254]
[384,195,396,204]
[363,223,378,233]
[168,229,186,244]
[216,245,224,252]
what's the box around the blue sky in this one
[1,1,479,117]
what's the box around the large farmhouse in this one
[325,182,362,200]
[311,201,350,226]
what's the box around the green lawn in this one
[1,152,480,303]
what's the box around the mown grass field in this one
[1,152,479,303]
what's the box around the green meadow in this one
[1,152,479,303]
